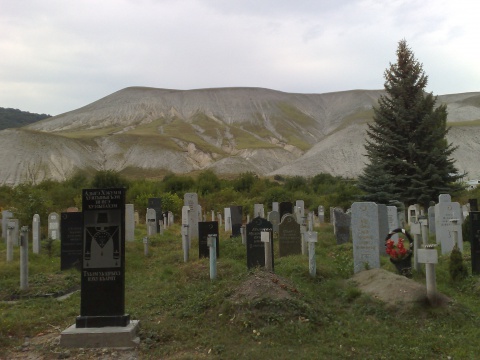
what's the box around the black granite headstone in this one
[246,217,274,269]
[278,214,301,256]
[60,212,83,271]
[279,202,293,220]
[230,206,243,237]
[148,198,162,233]
[77,188,129,328]
[470,211,480,274]
[469,199,478,212]
[198,221,219,258]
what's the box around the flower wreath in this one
[384,228,413,262]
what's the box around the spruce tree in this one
[358,40,463,209]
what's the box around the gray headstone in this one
[48,212,60,240]
[146,208,157,235]
[435,196,463,254]
[295,200,305,222]
[254,204,265,218]
[428,206,436,234]
[32,214,41,254]
[351,202,380,273]
[318,205,325,224]
[377,204,389,256]
[407,204,420,225]
[224,208,231,232]
[278,214,301,256]
[2,210,13,240]
[125,204,135,242]
[272,202,279,212]
[7,219,19,247]
[439,194,452,203]
[267,210,280,235]
[333,208,351,245]
[386,206,399,241]
[184,193,199,239]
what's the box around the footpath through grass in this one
[1,224,480,359]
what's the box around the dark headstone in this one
[470,212,480,274]
[77,188,129,328]
[279,202,293,219]
[230,206,243,237]
[278,214,301,256]
[198,221,219,258]
[148,198,162,233]
[469,199,478,212]
[246,217,273,269]
[333,208,351,245]
[60,212,83,271]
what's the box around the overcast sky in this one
[1,0,479,116]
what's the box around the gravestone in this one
[48,212,60,240]
[134,211,139,225]
[351,202,380,273]
[125,204,135,242]
[318,205,325,224]
[60,212,83,270]
[272,202,279,212]
[295,200,305,222]
[428,206,436,234]
[7,218,19,248]
[198,221,219,258]
[377,204,389,256]
[386,206,399,241]
[146,208,157,236]
[77,188,129,328]
[168,211,174,225]
[435,194,463,254]
[330,207,335,224]
[279,202,293,219]
[246,217,274,269]
[470,211,480,274]
[230,206,243,237]
[148,198,162,233]
[2,210,13,241]
[32,214,41,254]
[407,204,421,225]
[333,208,351,245]
[254,204,265,218]
[184,193,199,239]
[469,199,478,212]
[268,210,280,235]
[217,212,222,227]
[224,208,232,232]
[278,214,301,256]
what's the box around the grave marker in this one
[351,202,380,273]
[2,210,13,241]
[125,204,135,242]
[278,214,301,256]
[148,198,162,233]
[470,211,480,274]
[435,194,463,254]
[279,202,293,219]
[198,221,219,258]
[230,206,243,237]
[32,214,41,254]
[60,212,83,271]
[246,217,273,269]
[333,208,351,245]
[184,193,199,239]
[48,212,60,240]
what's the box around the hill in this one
[1,87,480,185]
[0,107,50,130]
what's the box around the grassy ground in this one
[1,224,480,359]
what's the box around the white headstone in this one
[48,212,60,240]
[224,208,232,232]
[435,194,463,254]
[407,204,421,225]
[184,193,199,239]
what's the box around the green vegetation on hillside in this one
[0,107,51,130]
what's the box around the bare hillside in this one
[0,87,479,185]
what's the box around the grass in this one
[1,224,480,359]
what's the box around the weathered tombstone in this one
[386,206,399,242]
[318,205,325,224]
[184,193,198,239]
[168,211,174,225]
[19,226,29,290]
[333,208,351,245]
[182,206,190,259]
[32,214,41,254]
[224,208,232,232]
[268,210,280,235]
[254,204,265,218]
[305,231,318,277]
[295,200,305,222]
[6,219,19,262]
[330,207,335,224]
[428,206,436,234]
[351,202,380,273]
[246,217,274,269]
[435,194,463,254]
[60,212,83,270]
[470,211,480,274]
[198,221,219,258]
[134,211,139,225]
[272,202,279,212]
[148,198,162,233]
[2,210,13,241]
[48,212,60,240]
[146,208,157,236]
[230,206,243,237]
[77,188,129,327]
[279,202,293,219]
[278,214,301,256]
[217,212,222,227]
[125,204,135,242]
[378,204,389,256]
[407,205,420,225]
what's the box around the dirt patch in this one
[350,268,450,308]
[229,269,300,303]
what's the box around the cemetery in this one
[2,174,480,358]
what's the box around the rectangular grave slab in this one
[198,221,219,258]
[278,214,301,256]
[246,217,274,269]
[61,212,84,271]
[351,202,380,273]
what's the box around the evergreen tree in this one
[358,40,463,209]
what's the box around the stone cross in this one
[417,244,439,305]
[305,231,318,277]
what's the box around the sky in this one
[1,0,479,116]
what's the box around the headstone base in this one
[60,320,140,348]
[76,314,130,328]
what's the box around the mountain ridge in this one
[1,86,479,185]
